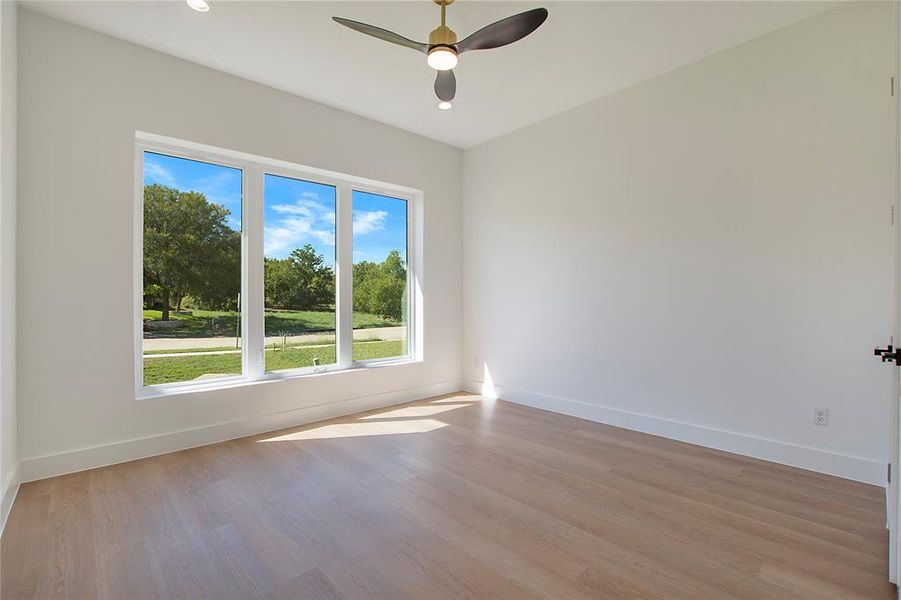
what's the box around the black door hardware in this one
[875,345,901,364]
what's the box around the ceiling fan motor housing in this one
[428,25,457,50]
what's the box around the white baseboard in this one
[21,380,461,483]
[0,463,20,538]
[464,380,886,486]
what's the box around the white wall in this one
[0,1,19,527]
[463,1,896,485]
[13,3,897,487]
[16,10,462,481]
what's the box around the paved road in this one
[142,326,406,352]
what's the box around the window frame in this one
[349,187,415,368]
[134,132,422,399]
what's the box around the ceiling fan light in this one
[438,101,452,110]
[186,0,210,12]
[427,47,458,71]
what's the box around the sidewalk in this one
[142,326,406,352]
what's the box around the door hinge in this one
[892,205,895,226]
[892,76,895,97]
[889,463,892,484]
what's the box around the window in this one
[352,191,410,362]
[263,175,337,373]
[141,152,244,387]
[136,134,420,396]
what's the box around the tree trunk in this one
[161,289,171,321]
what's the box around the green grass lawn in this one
[142,308,399,338]
[143,340,405,385]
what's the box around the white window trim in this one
[134,131,423,400]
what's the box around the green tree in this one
[264,244,335,310]
[352,250,407,321]
[143,184,240,320]
[352,260,378,314]
[264,257,302,310]
[289,245,335,309]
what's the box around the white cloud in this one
[144,161,176,186]
[271,203,315,217]
[353,210,388,235]
[264,218,335,257]
[265,197,336,258]
[271,199,333,221]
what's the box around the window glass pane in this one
[142,152,243,386]
[263,174,337,372]
[352,191,408,361]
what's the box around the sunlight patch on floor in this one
[257,418,448,442]
[426,396,479,405]
[360,404,466,419]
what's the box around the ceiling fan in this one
[333,0,548,109]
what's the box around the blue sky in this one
[143,152,407,265]
[350,191,407,265]
[144,151,243,230]
[263,174,336,262]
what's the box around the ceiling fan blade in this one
[332,17,428,54]
[456,8,548,54]
[435,69,456,102]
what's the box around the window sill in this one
[136,357,420,400]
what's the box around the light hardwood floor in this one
[1,393,895,599]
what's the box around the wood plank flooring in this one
[1,393,894,599]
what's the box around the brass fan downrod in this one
[429,0,457,49]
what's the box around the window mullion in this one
[244,165,265,380]
[336,183,353,369]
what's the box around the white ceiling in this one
[23,0,840,148]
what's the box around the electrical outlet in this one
[813,406,829,426]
